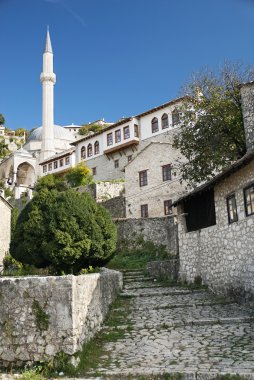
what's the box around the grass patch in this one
[108,237,173,270]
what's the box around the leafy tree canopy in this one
[0,114,5,125]
[79,123,103,136]
[173,62,254,186]
[10,189,117,274]
[35,173,68,193]
[65,162,93,188]
[15,128,29,138]
[0,138,10,159]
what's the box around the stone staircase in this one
[72,269,254,379]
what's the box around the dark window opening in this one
[141,204,148,218]
[114,159,119,168]
[244,183,254,216]
[172,109,180,126]
[162,164,171,181]
[184,189,216,232]
[151,117,159,133]
[139,170,148,187]
[227,194,238,224]
[161,113,169,129]
[164,199,173,215]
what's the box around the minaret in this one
[40,28,56,160]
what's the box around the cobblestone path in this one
[85,269,254,379]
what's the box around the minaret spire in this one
[40,28,56,160]
[44,26,53,53]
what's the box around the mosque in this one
[0,30,79,198]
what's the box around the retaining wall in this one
[116,216,178,254]
[0,268,122,367]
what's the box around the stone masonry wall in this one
[116,216,178,254]
[102,196,126,218]
[78,182,125,203]
[178,161,254,302]
[0,198,11,267]
[0,268,122,367]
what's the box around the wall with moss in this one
[0,268,122,367]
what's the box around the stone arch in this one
[16,162,36,187]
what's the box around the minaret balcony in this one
[40,72,56,84]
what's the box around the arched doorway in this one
[16,162,36,187]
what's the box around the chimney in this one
[240,81,254,150]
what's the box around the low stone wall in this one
[116,216,178,254]
[0,268,122,367]
[147,259,179,280]
[178,218,254,302]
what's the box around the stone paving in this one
[86,269,254,379]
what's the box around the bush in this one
[10,189,117,274]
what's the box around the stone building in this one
[0,193,12,267]
[70,98,187,183]
[174,81,254,302]
[125,141,186,218]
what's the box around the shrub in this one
[10,189,117,274]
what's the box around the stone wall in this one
[0,268,122,367]
[78,181,125,203]
[146,259,179,280]
[116,216,178,254]
[178,160,254,302]
[102,196,126,218]
[0,197,12,267]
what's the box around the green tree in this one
[35,173,68,193]
[15,128,29,138]
[65,162,93,187]
[0,114,5,125]
[173,62,254,186]
[0,137,10,158]
[10,189,117,274]
[79,123,103,136]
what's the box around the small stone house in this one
[0,194,12,268]
[125,141,186,218]
[174,81,254,302]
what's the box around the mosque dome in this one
[28,125,73,142]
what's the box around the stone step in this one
[104,315,254,332]
[123,276,154,283]
[123,283,164,290]
[80,370,254,380]
[120,288,207,298]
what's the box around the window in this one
[81,146,86,159]
[94,141,99,155]
[127,155,132,162]
[162,164,171,181]
[65,156,70,165]
[244,183,254,216]
[151,117,159,133]
[123,126,130,140]
[161,113,169,129]
[164,200,173,215]
[115,129,121,143]
[107,133,113,146]
[114,159,119,168]
[88,143,93,157]
[48,163,52,171]
[134,124,139,137]
[54,161,58,169]
[43,165,47,173]
[227,194,238,224]
[172,109,180,126]
[60,159,64,167]
[141,204,148,218]
[92,167,97,176]
[139,170,148,187]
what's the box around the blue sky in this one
[1,0,254,130]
